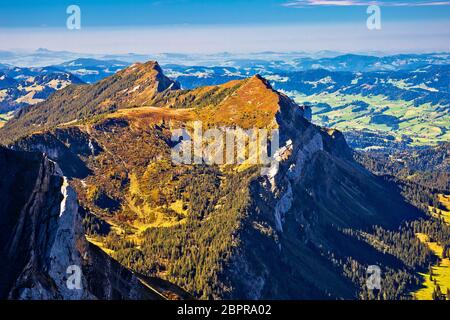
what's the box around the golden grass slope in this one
[413,233,450,300]
[413,195,450,300]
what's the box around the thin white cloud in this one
[283,0,450,7]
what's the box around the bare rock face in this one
[0,63,424,300]
[0,147,161,300]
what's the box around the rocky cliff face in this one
[0,62,424,300]
[219,99,421,299]
[0,147,163,300]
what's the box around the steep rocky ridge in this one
[0,146,175,300]
[0,62,425,299]
[0,61,180,144]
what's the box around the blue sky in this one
[0,0,449,53]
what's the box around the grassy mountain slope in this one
[0,61,179,144]
[166,63,450,150]
[0,61,434,300]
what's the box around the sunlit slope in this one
[0,61,426,300]
[414,232,450,300]
[289,92,449,148]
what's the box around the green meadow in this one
[288,92,450,147]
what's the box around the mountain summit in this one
[0,61,180,144]
[0,61,424,300]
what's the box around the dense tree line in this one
[338,217,450,299]
[354,147,449,193]
[112,167,258,299]
[410,219,450,250]
[344,224,436,269]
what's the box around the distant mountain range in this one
[0,59,127,114]
[163,63,450,105]
[0,53,448,150]
[0,66,83,113]
[55,58,129,83]
[2,48,449,69]
[163,63,450,150]
[0,49,343,67]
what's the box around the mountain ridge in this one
[0,61,429,300]
[0,61,180,144]
[0,146,176,299]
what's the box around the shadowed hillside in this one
[0,61,435,300]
